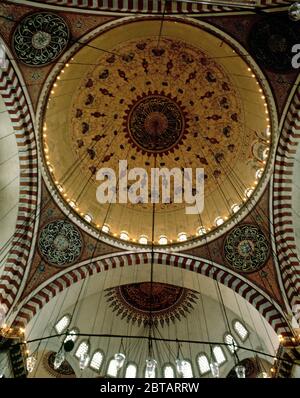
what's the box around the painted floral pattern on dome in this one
[124,93,188,155]
[43,20,272,241]
[70,36,246,207]
[12,13,69,66]
[224,224,269,273]
[105,282,199,327]
[38,220,82,266]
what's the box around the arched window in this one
[197,354,210,375]
[231,204,240,214]
[120,231,129,241]
[107,359,119,377]
[213,346,226,365]
[55,315,70,333]
[233,320,249,341]
[263,148,269,160]
[224,334,238,354]
[90,351,103,371]
[245,188,254,198]
[75,341,89,359]
[197,226,206,236]
[84,213,93,223]
[215,217,224,226]
[163,365,175,378]
[64,328,78,343]
[255,169,263,180]
[125,364,137,378]
[102,224,110,233]
[178,361,193,378]
[158,235,168,245]
[178,232,187,242]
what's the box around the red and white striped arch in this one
[0,50,39,318]
[272,85,300,322]
[9,0,292,14]
[13,251,292,336]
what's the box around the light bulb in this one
[54,350,65,370]
[210,361,220,378]
[145,358,157,378]
[289,3,300,21]
[235,364,246,378]
[79,352,89,370]
[114,353,126,370]
[26,355,37,373]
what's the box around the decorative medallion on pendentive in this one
[38,220,83,267]
[123,92,189,155]
[223,224,270,273]
[248,17,300,73]
[12,13,69,66]
[105,282,199,327]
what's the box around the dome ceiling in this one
[42,19,273,245]
[105,282,199,327]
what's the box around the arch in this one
[12,252,292,336]
[9,0,291,14]
[0,41,39,321]
[272,84,300,321]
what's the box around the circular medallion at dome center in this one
[126,95,185,154]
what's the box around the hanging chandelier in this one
[114,353,126,370]
[53,349,65,370]
[210,361,220,378]
[145,358,157,378]
[79,352,89,371]
[235,364,246,378]
[26,354,37,373]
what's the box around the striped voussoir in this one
[29,0,291,13]
[0,63,38,317]
[276,345,300,378]
[273,86,300,319]
[13,252,291,336]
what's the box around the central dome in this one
[42,19,273,245]
[125,93,187,154]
